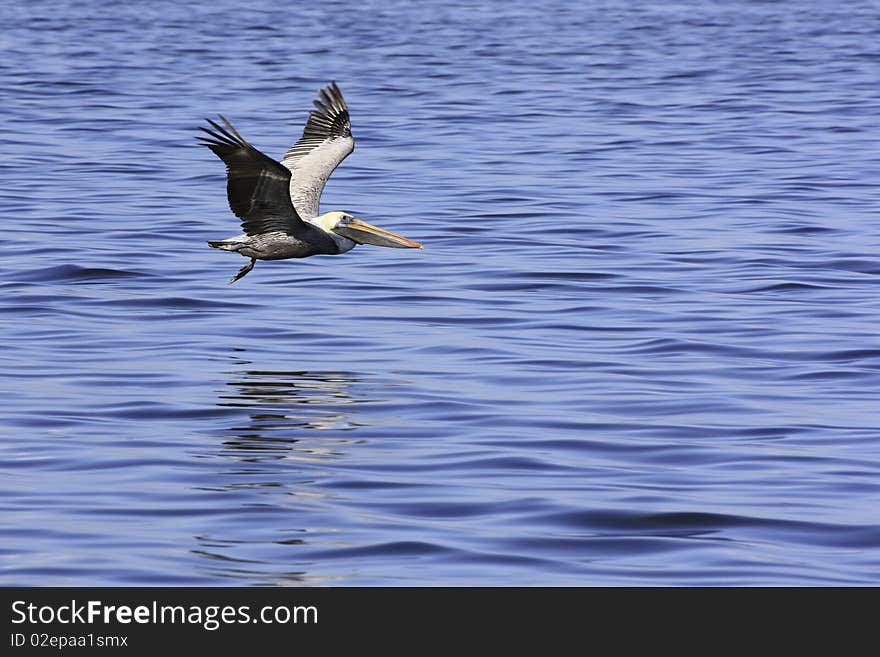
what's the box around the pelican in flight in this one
[199,82,422,283]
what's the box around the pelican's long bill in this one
[333,217,423,249]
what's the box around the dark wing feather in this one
[281,82,355,218]
[198,116,306,236]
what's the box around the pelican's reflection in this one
[216,369,372,461]
[194,364,403,584]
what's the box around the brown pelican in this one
[199,82,422,283]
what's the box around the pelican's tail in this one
[208,238,245,252]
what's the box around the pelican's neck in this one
[313,211,356,254]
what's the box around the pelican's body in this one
[208,218,350,261]
[199,82,421,283]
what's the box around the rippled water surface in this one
[2,0,880,585]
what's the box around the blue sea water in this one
[1,0,879,585]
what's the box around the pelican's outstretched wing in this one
[281,82,355,219]
[198,116,306,236]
